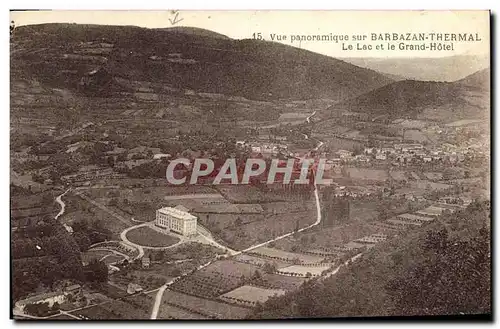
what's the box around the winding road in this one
[55,188,71,220]
[306,110,317,124]
[150,165,324,319]
[119,225,145,260]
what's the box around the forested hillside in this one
[250,200,491,318]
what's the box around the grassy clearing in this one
[125,226,180,247]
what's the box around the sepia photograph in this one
[9,10,491,320]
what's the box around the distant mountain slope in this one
[331,68,490,120]
[340,55,489,82]
[157,26,231,39]
[11,23,393,101]
[455,68,490,90]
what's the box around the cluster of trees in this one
[12,214,112,301]
[11,132,52,152]
[250,200,491,318]
[84,259,109,283]
[321,189,351,227]
[30,139,67,155]
[12,221,84,301]
[24,301,60,317]
[116,160,168,179]
[71,218,112,250]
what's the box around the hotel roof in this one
[158,206,197,220]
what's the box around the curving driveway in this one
[150,177,324,319]
[120,222,185,257]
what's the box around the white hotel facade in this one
[155,206,197,236]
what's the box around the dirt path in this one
[120,222,186,256]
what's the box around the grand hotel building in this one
[155,205,197,236]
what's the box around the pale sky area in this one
[11,10,490,58]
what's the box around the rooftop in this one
[416,206,447,216]
[157,206,197,220]
[65,284,81,291]
[16,291,64,305]
[397,213,435,222]
[387,219,423,226]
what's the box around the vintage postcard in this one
[10,10,490,320]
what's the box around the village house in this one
[380,147,396,155]
[61,167,123,183]
[355,154,371,163]
[15,291,66,312]
[64,284,82,300]
[127,283,143,295]
[416,205,450,218]
[153,153,171,160]
[394,143,423,152]
[397,213,435,225]
[336,149,353,159]
[142,257,151,269]
[386,218,423,228]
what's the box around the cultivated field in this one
[234,253,291,269]
[248,247,324,264]
[273,221,396,254]
[220,285,286,305]
[346,168,389,182]
[158,289,250,319]
[73,293,154,320]
[81,249,113,264]
[63,194,131,238]
[389,171,407,181]
[257,273,306,291]
[170,259,261,298]
[215,185,312,204]
[410,180,451,190]
[277,264,331,277]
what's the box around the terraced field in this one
[248,246,324,264]
[256,273,306,291]
[159,289,250,319]
[170,260,260,298]
[73,293,154,320]
[220,285,286,306]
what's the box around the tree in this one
[85,259,108,283]
[73,232,91,252]
[300,235,309,245]
[170,268,182,277]
[25,302,52,317]
[263,262,277,274]
[107,156,115,168]
[52,302,60,312]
